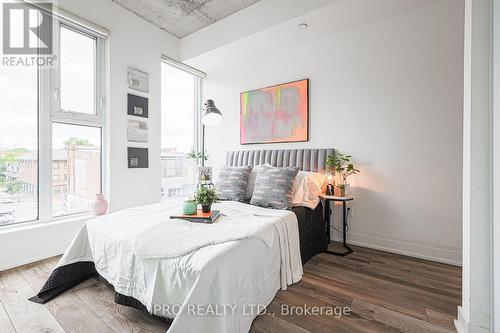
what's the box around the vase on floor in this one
[91,194,108,216]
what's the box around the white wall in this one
[0,0,179,271]
[57,0,179,211]
[199,0,464,265]
[456,0,492,331]
[494,0,500,330]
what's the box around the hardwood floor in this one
[0,244,461,333]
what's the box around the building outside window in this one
[160,59,203,199]
[0,4,107,226]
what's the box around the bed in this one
[31,148,332,333]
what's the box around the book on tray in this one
[170,210,221,224]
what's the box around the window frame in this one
[36,13,107,223]
[160,56,205,200]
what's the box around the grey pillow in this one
[245,164,271,200]
[250,167,299,210]
[215,166,252,201]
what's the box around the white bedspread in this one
[56,200,303,333]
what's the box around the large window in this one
[161,60,202,199]
[0,6,106,226]
[0,66,38,224]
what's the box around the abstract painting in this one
[240,79,309,144]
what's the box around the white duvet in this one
[56,199,303,333]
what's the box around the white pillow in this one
[292,171,326,209]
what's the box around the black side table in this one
[321,195,354,256]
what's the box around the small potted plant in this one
[194,186,218,213]
[326,152,360,196]
[187,148,208,166]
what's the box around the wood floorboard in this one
[75,283,169,332]
[0,269,64,333]
[18,260,115,333]
[0,302,16,333]
[0,244,460,333]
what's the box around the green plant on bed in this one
[194,186,218,207]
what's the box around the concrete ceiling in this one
[113,0,261,38]
[184,0,437,71]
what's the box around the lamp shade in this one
[202,99,223,126]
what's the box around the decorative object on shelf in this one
[198,166,212,184]
[182,197,197,215]
[127,147,149,168]
[127,67,149,93]
[91,194,108,216]
[127,93,149,118]
[240,79,309,144]
[195,186,218,213]
[127,119,148,143]
[200,99,223,167]
[326,151,360,197]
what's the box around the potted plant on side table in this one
[195,186,218,213]
[326,152,360,197]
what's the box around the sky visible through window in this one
[0,18,101,225]
[161,63,195,153]
[161,62,197,199]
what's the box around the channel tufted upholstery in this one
[225,149,335,174]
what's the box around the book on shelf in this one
[170,210,221,224]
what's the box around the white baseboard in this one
[454,306,491,333]
[0,239,70,272]
[0,216,89,271]
[332,231,462,266]
[455,306,467,333]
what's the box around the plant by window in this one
[194,186,218,206]
[326,152,360,184]
[187,148,208,165]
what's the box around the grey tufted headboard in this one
[225,149,335,173]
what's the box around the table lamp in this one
[325,172,334,196]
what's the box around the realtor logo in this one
[2,3,53,54]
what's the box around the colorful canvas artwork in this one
[240,79,309,144]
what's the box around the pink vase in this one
[91,194,108,216]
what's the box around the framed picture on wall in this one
[127,119,148,143]
[128,93,149,118]
[240,79,309,144]
[198,166,212,183]
[128,147,149,168]
[128,67,149,93]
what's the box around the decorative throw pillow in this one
[292,171,326,209]
[245,164,272,200]
[215,166,252,201]
[250,167,299,210]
